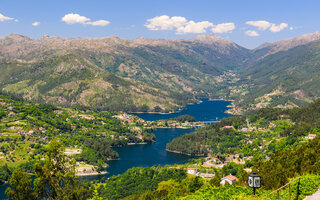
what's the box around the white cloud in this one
[145,15,235,35]
[145,15,187,31]
[0,13,17,22]
[211,23,235,34]
[176,20,213,34]
[32,21,40,26]
[62,13,90,24]
[269,23,288,32]
[289,26,294,30]
[86,20,110,26]
[246,20,272,31]
[61,13,110,27]
[245,30,259,37]
[246,20,289,33]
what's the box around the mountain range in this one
[1,32,320,113]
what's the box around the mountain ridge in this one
[1,32,320,113]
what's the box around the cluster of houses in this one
[113,113,140,123]
[179,167,239,186]
[17,127,47,136]
[306,134,317,139]
[203,154,252,168]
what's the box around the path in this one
[304,189,320,200]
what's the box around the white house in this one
[220,175,238,186]
[186,168,197,175]
[306,134,317,139]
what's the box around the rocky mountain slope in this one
[0,34,249,112]
[1,32,320,113]
[228,32,320,113]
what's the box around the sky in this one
[0,0,319,49]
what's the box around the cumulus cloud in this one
[146,15,236,35]
[86,20,110,26]
[246,20,271,31]
[0,13,17,22]
[32,21,40,26]
[176,20,213,34]
[145,15,188,31]
[211,23,235,34]
[245,30,259,37]
[269,23,288,32]
[61,13,110,26]
[246,20,289,33]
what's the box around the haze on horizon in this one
[0,0,319,49]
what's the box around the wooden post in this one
[269,177,300,200]
[288,184,291,200]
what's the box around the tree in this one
[33,138,91,199]
[209,173,221,187]
[5,168,35,200]
[6,139,92,200]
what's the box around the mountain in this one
[0,34,249,112]
[251,32,320,60]
[222,32,320,114]
[1,32,320,113]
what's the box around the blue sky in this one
[0,0,319,48]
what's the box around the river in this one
[0,100,232,199]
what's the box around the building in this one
[307,134,317,139]
[220,175,238,186]
[225,155,234,162]
[186,168,197,175]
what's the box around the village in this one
[112,113,208,130]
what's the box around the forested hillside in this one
[0,34,248,113]
[2,32,320,113]
[0,92,154,184]
[167,100,320,157]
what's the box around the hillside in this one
[217,32,320,114]
[167,100,320,157]
[0,92,154,177]
[1,32,320,113]
[0,34,249,112]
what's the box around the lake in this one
[0,100,232,199]
[132,99,232,121]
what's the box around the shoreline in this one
[76,171,108,177]
[166,149,204,156]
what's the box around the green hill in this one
[0,34,249,113]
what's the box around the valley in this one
[2,31,320,199]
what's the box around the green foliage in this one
[5,168,35,200]
[173,115,196,122]
[0,164,11,185]
[96,166,187,200]
[254,135,320,190]
[6,139,92,200]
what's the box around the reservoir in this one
[133,99,232,121]
[82,99,232,180]
[0,100,232,199]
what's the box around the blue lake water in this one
[80,128,196,181]
[132,99,232,121]
[0,100,232,199]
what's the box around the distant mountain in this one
[251,32,320,60]
[228,33,320,113]
[0,34,249,112]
